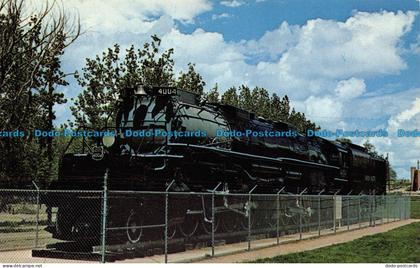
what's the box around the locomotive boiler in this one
[45,86,388,244]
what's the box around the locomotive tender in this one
[46,86,387,243]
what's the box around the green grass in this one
[411,196,420,219]
[252,222,420,263]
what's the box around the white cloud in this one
[28,0,212,34]
[388,97,420,130]
[335,78,366,99]
[369,97,420,178]
[305,96,343,121]
[271,11,416,95]
[220,0,245,8]
[409,34,420,55]
[238,21,301,60]
[212,13,232,20]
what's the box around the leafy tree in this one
[252,87,271,118]
[221,87,239,107]
[288,108,318,132]
[0,0,79,186]
[72,35,175,129]
[218,85,318,132]
[177,63,205,97]
[336,137,352,143]
[363,140,377,155]
[238,85,253,111]
[203,83,220,103]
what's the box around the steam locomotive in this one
[45,86,387,244]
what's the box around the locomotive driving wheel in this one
[201,217,220,234]
[126,210,143,243]
[166,220,177,240]
[179,214,199,237]
[221,213,241,233]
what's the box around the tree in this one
[238,85,253,111]
[72,35,175,129]
[203,83,220,103]
[221,87,239,107]
[0,0,79,186]
[217,84,319,132]
[363,140,377,155]
[251,87,271,118]
[177,63,206,97]
[336,137,352,143]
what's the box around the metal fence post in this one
[386,195,389,223]
[248,185,257,251]
[400,197,402,220]
[165,180,175,263]
[393,196,396,222]
[401,197,403,220]
[381,195,384,225]
[211,182,222,257]
[368,193,372,227]
[101,169,109,263]
[358,194,361,229]
[276,187,285,245]
[407,196,411,219]
[298,188,307,240]
[407,195,412,219]
[346,190,352,231]
[299,196,302,240]
[333,195,336,233]
[372,191,376,227]
[317,189,324,237]
[32,181,40,249]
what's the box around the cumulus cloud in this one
[409,34,420,55]
[305,96,343,121]
[220,0,245,8]
[28,0,212,34]
[388,97,420,130]
[238,21,301,60]
[368,97,420,178]
[271,11,416,95]
[335,78,366,99]
[212,13,232,20]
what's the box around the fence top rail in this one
[0,188,103,193]
[107,190,406,198]
[0,188,410,199]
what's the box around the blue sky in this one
[31,0,420,179]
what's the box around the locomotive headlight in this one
[102,136,115,148]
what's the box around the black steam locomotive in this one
[45,86,387,244]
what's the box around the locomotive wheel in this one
[267,210,279,230]
[240,214,257,230]
[201,217,220,234]
[126,210,143,243]
[221,213,241,233]
[179,215,199,237]
[167,222,177,240]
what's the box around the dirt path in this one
[197,219,419,263]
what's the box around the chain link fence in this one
[0,188,412,263]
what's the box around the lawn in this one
[252,222,420,263]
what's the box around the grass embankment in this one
[253,222,420,263]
